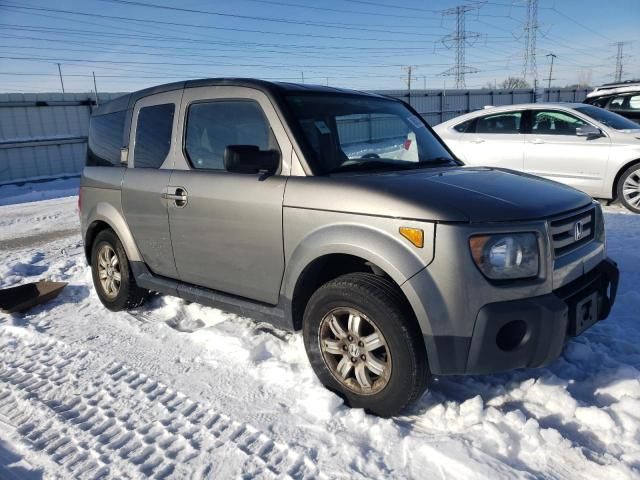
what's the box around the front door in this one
[168,87,292,305]
[121,90,182,278]
[455,109,525,170]
[523,109,610,196]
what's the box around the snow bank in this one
[0,188,639,478]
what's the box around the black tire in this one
[91,229,149,311]
[617,163,640,213]
[302,272,430,417]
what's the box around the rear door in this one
[523,108,610,196]
[121,90,182,278]
[168,86,292,304]
[454,110,525,170]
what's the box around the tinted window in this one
[134,103,174,169]
[285,94,455,174]
[610,96,626,109]
[87,110,127,166]
[575,105,640,130]
[185,101,276,170]
[590,97,610,108]
[531,110,586,135]
[476,112,522,134]
[454,119,474,133]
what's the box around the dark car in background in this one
[584,80,640,124]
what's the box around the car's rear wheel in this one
[618,163,640,213]
[91,229,149,311]
[303,272,430,417]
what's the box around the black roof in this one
[95,78,384,115]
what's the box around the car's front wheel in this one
[303,273,430,417]
[618,163,640,213]
[91,229,149,311]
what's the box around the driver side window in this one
[531,110,586,136]
[184,100,279,170]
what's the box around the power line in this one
[440,4,480,88]
[0,3,443,43]
[84,0,442,36]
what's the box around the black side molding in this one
[130,261,293,331]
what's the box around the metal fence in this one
[0,87,589,184]
[376,87,590,125]
[0,92,124,184]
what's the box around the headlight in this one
[469,233,539,280]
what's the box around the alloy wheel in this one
[623,170,640,209]
[318,307,391,395]
[97,244,121,299]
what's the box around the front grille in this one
[549,207,595,258]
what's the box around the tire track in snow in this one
[0,329,320,479]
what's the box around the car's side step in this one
[131,262,292,331]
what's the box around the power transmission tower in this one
[613,41,631,82]
[546,53,556,90]
[440,4,480,88]
[522,0,539,84]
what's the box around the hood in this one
[284,167,593,222]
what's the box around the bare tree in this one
[499,77,531,89]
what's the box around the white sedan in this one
[434,103,640,213]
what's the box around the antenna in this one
[440,4,480,88]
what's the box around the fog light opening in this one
[496,320,528,352]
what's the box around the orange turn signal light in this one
[399,227,424,248]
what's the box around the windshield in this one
[285,94,457,174]
[575,105,640,130]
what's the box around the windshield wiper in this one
[420,157,457,166]
[325,157,458,174]
[326,160,407,174]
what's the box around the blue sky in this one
[0,0,637,93]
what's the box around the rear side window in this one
[134,103,175,169]
[453,119,474,133]
[476,112,522,134]
[87,110,126,166]
[629,95,640,110]
[590,96,610,108]
[610,96,626,109]
[185,100,276,170]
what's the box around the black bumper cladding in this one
[464,258,619,375]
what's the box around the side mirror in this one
[120,147,129,165]
[224,145,280,174]
[576,125,603,139]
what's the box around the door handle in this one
[470,138,485,144]
[530,138,544,144]
[162,187,188,207]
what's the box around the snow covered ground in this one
[0,184,639,479]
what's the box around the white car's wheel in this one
[617,164,640,214]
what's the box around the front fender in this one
[281,208,435,305]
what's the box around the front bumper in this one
[429,258,619,375]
